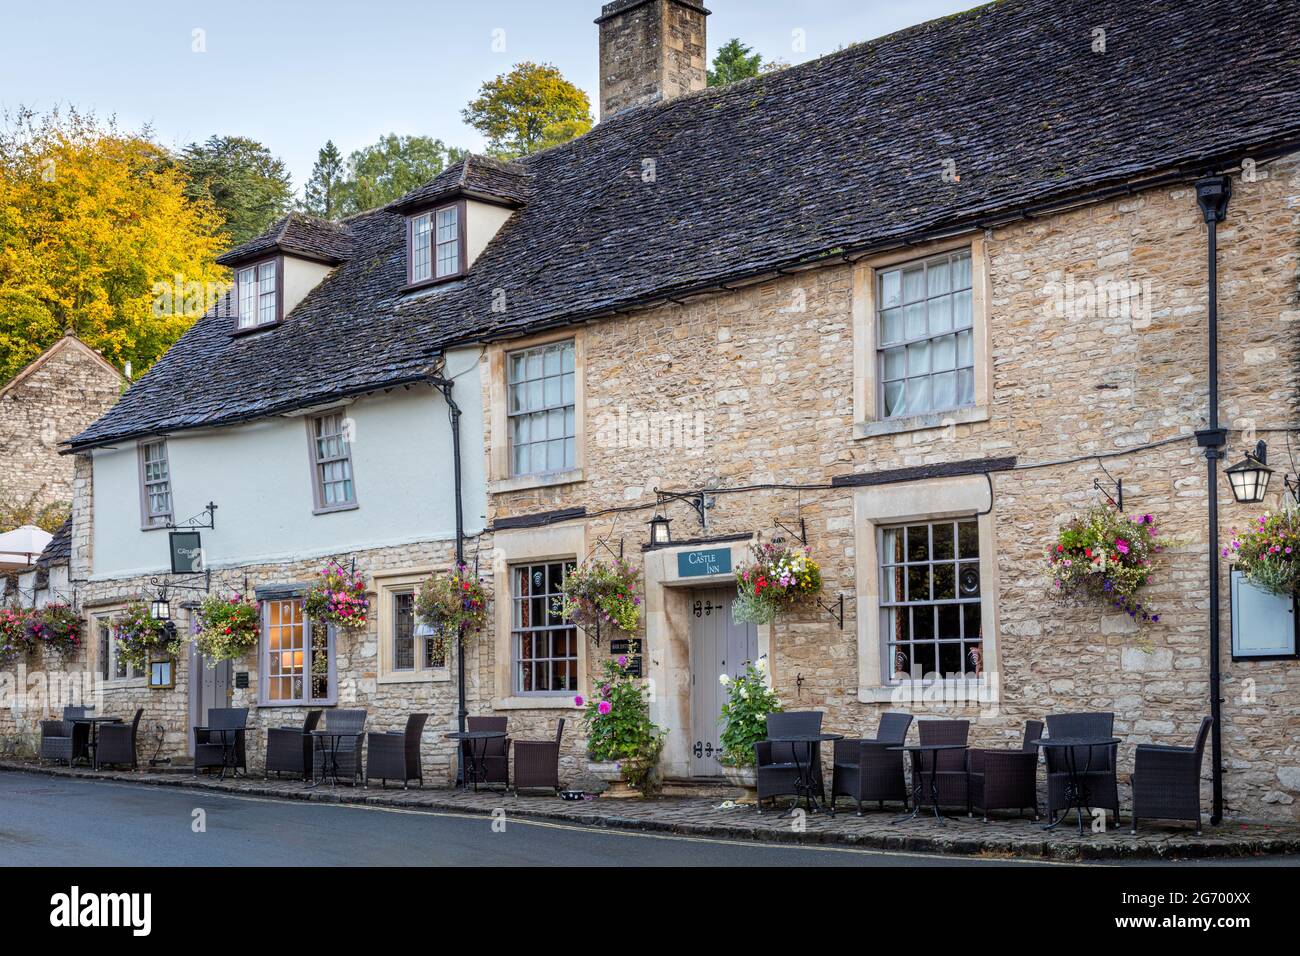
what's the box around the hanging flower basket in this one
[0,606,33,666]
[1047,505,1161,623]
[560,556,641,638]
[195,592,260,664]
[114,601,181,673]
[26,603,81,659]
[304,559,370,634]
[1225,507,1300,597]
[733,542,823,625]
[415,563,489,662]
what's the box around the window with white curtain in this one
[309,411,356,511]
[507,340,576,476]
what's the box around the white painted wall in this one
[90,347,486,578]
[283,258,335,314]
[465,201,515,268]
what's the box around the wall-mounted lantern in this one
[149,596,171,622]
[647,513,672,548]
[1226,440,1273,505]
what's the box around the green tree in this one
[0,107,224,382]
[301,140,345,219]
[336,134,467,216]
[0,493,69,535]
[462,62,593,158]
[179,135,293,246]
[707,38,764,86]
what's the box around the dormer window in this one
[407,202,464,286]
[235,258,281,330]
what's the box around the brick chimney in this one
[596,0,709,120]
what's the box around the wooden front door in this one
[688,588,757,777]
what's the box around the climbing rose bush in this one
[1224,507,1300,597]
[1047,505,1161,623]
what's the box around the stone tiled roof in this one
[215,211,353,266]
[68,0,1300,451]
[35,517,71,568]
[386,155,532,213]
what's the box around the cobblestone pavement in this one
[3,759,1296,861]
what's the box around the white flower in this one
[755,655,768,672]
[718,673,731,686]
[739,685,749,699]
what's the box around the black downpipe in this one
[1195,175,1231,825]
[433,371,468,741]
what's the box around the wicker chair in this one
[829,712,912,815]
[513,718,564,794]
[913,719,970,812]
[754,711,825,812]
[39,707,93,767]
[459,716,510,786]
[310,709,368,785]
[265,710,322,780]
[96,708,144,770]
[969,719,1042,821]
[1131,716,1213,835]
[1045,711,1120,826]
[366,713,429,788]
[194,707,248,776]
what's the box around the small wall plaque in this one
[234,671,250,689]
[676,547,732,578]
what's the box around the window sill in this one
[312,503,359,516]
[103,678,149,690]
[378,669,452,685]
[257,699,339,708]
[139,523,171,533]
[857,678,996,705]
[231,320,283,338]
[854,404,988,440]
[489,469,584,495]
[400,272,465,294]
[492,695,579,711]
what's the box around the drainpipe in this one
[1194,175,1231,825]
[431,366,468,740]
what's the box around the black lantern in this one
[150,596,171,621]
[648,513,672,548]
[1226,440,1272,504]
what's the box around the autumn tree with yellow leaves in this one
[0,107,226,383]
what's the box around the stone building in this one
[0,331,124,514]
[7,0,1300,822]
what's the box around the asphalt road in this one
[0,772,1294,867]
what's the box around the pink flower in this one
[617,655,628,668]
[597,700,612,715]
[1114,539,1130,555]
[573,695,584,707]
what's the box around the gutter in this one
[428,364,468,740]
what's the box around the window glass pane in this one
[509,562,577,695]
[953,288,973,328]
[951,251,972,289]
[927,259,949,295]
[881,308,904,345]
[507,340,576,477]
[901,265,925,301]
[929,294,953,333]
[393,592,414,670]
[904,302,926,339]
[932,371,957,409]
[411,214,432,282]
[879,269,901,308]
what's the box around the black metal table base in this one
[896,753,948,824]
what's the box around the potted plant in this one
[576,656,663,797]
[414,562,489,662]
[560,556,641,638]
[304,558,370,634]
[1224,507,1300,597]
[733,541,823,625]
[1047,505,1161,624]
[26,603,80,659]
[718,657,782,793]
[0,606,34,663]
[194,592,260,664]
[114,601,180,673]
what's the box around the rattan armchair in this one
[96,708,144,770]
[1131,716,1213,835]
[969,719,1042,821]
[1044,711,1120,826]
[39,706,92,767]
[830,712,912,815]
[460,716,510,786]
[755,711,825,812]
[513,718,564,794]
[914,719,971,812]
[366,713,429,788]
[194,707,248,776]
[265,710,322,780]
[311,709,367,785]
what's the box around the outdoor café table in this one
[308,729,363,789]
[74,716,122,770]
[445,730,508,793]
[1030,736,1121,835]
[889,743,969,823]
[194,724,245,782]
[767,732,843,816]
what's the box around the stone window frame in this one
[92,607,147,686]
[486,328,586,494]
[506,339,577,479]
[375,566,452,685]
[509,559,579,697]
[490,522,589,710]
[136,438,173,531]
[257,595,337,707]
[851,473,1000,705]
[852,233,992,440]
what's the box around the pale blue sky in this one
[0,0,976,192]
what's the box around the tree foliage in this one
[180,135,293,245]
[0,107,225,383]
[301,140,345,219]
[0,493,70,535]
[707,38,786,87]
[462,62,593,158]
[337,134,466,216]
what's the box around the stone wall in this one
[0,334,123,513]
[480,154,1300,819]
